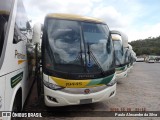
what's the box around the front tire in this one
[12,91,22,112]
[11,92,22,120]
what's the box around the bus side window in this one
[0,15,7,57]
[13,0,28,44]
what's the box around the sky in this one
[23,0,160,41]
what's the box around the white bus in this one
[111,30,128,79]
[0,0,34,116]
[39,13,117,106]
[127,44,134,72]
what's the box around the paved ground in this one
[23,62,160,120]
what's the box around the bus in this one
[40,13,116,106]
[0,0,34,115]
[127,44,134,72]
[111,30,128,79]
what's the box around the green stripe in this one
[12,75,22,83]
[12,76,22,85]
[86,74,115,86]
[116,65,126,71]
[11,72,23,88]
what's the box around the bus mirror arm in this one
[13,35,23,44]
[18,35,23,42]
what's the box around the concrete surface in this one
[22,62,160,120]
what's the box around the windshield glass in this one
[113,40,123,66]
[124,47,129,64]
[82,22,114,72]
[43,18,114,76]
[0,0,12,69]
[112,34,124,66]
[47,19,81,64]
[44,19,84,73]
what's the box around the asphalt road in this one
[23,62,160,120]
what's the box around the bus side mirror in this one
[13,25,23,44]
[32,23,42,44]
[26,20,32,31]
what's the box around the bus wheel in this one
[12,92,22,112]
[11,92,22,120]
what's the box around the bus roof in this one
[111,34,122,41]
[112,36,121,41]
[46,13,105,24]
[111,30,122,41]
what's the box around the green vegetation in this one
[129,36,160,56]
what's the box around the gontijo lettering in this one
[15,50,26,59]
[66,82,83,86]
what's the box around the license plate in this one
[80,99,92,104]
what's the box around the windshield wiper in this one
[74,51,85,66]
[87,43,105,75]
[72,38,86,72]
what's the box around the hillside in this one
[129,36,160,56]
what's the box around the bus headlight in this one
[43,80,64,90]
[107,76,116,86]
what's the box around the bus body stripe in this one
[10,72,23,88]
[87,74,114,86]
[50,73,114,88]
[115,65,127,71]
[50,77,90,88]
[18,60,26,64]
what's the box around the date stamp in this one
[110,107,146,112]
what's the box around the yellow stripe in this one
[50,76,91,88]
[18,60,26,64]
[46,13,105,24]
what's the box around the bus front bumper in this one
[116,69,128,79]
[127,65,133,72]
[44,83,116,106]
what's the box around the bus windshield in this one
[124,47,129,64]
[42,18,114,78]
[113,40,123,66]
[0,0,12,67]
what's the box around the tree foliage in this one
[129,36,160,56]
